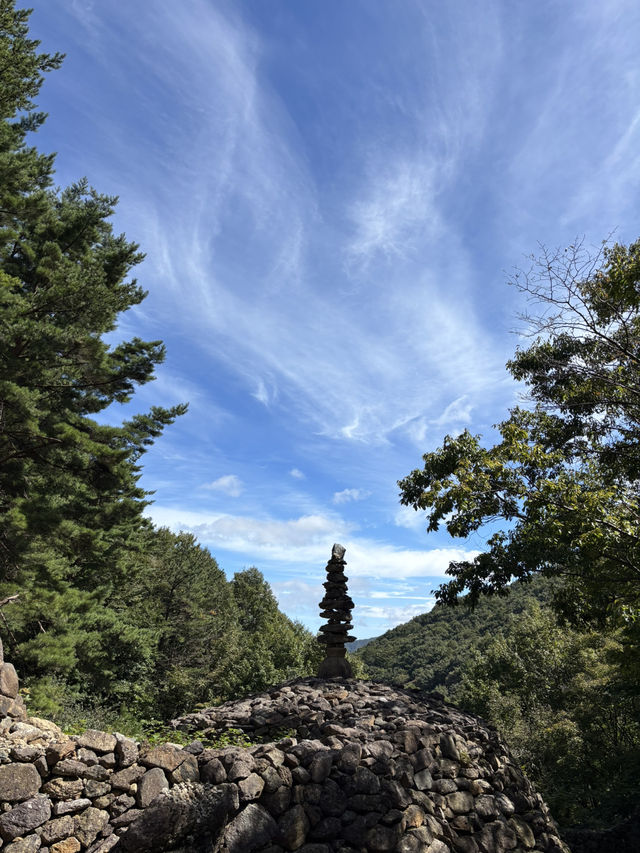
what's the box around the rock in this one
[39,815,75,845]
[73,808,109,846]
[41,779,83,801]
[75,731,116,755]
[50,839,81,853]
[169,752,199,783]
[4,836,42,852]
[118,782,238,852]
[51,799,91,817]
[239,772,266,802]
[0,796,51,841]
[45,741,76,767]
[446,791,474,814]
[85,834,119,853]
[139,744,189,773]
[223,803,279,853]
[278,804,309,850]
[113,734,138,768]
[365,824,399,851]
[309,753,333,784]
[110,764,146,790]
[0,763,42,801]
[0,663,19,698]
[137,767,169,808]
[201,757,227,784]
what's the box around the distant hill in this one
[346,637,376,651]
[355,577,552,696]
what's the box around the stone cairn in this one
[317,543,355,678]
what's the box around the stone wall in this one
[0,665,577,853]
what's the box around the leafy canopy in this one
[399,239,640,623]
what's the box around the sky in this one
[27,0,640,637]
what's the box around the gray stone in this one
[223,803,279,853]
[169,752,199,783]
[114,734,138,768]
[0,795,51,841]
[201,757,227,784]
[309,752,333,783]
[73,807,109,846]
[365,824,399,852]
[4,836,42,852]
[137,767,169,808]
[278,804,309,851]
[110,764,146,790]
[0,763,42,801]
[0,663,19,698]
[51,798,91,816]
[39,814,75,844]
[118,782,238,852]
[86,835,119,853]
[75,731,116,755]
[446,791,474,814]
[139,744,188,773]
[239,772,266,802]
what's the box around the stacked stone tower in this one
[317,543,355,677]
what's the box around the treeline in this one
[0,3,320,728]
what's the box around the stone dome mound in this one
[0,674,571,853]
[158,677,569,853]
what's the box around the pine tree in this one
[0,2,186,701]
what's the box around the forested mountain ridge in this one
[356,577,552,694]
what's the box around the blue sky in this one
[28,0,640,637]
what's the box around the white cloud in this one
[289,468,305,480]
[203,475,244,498]
[333,488,371,505]
[146,506,477,582]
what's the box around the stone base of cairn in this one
[317,544,355,678]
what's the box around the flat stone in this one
[52,799,92,816]
[4,836,42,852]
[75,730,116,754]
[139,744,188,772]
[239,772,265,802]
[0,795,51,841]
[114,733,138,768]
[201,757,227,784]
[0,763,41,801]
[169,752,199,783]
[45,741,76,766]
[110,764,146,790]
[446,791,474,814]
[85,834,119,853]
[50,839,81,853]
[41,779,84,800]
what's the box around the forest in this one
[1,2,639,842]
[0,3,321,731]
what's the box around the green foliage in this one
[399,239,640,626]
[357,577,552,695]
[1,3,320,727]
